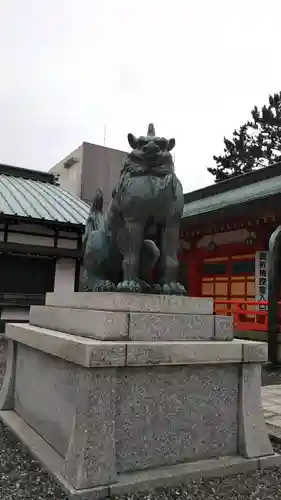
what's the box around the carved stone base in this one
[0,292,278,498]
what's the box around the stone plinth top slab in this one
[5,323,125,368]
[5,323,268,367]
[30,306,233,342]
[45,292,213,315]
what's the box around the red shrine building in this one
[179,163,281,331]
[50,146,281,363]
[51,144,281,350]
[53,145,281,320]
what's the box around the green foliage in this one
[208,92,281,183]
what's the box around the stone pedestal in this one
[0,292,279,499]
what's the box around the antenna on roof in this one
[103,124,107,147]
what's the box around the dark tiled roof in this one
[0,174,89,225]
[183,174,281,218]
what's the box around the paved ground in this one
[262,366,281,386]
[262,385,281,441]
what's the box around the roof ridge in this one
[0,173,89,226]
[183,174,281,219]
[0,164,56,184]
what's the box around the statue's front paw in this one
[161,282,187,296]
[93,280,116,292]
[150,284,162,295]
[117,280,141,293]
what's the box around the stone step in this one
[45,292,213,315]
[4,322,266,367]
[29,305,233,341]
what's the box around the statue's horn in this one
[147,123,155,136]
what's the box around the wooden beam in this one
[0,242,79,258]
[0,214,85,233]
[3,222,8,243]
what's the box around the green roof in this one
[3,166,280,226]
[0,174,89,225]
[182,174,281,218]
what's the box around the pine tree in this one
[208,92,281,183]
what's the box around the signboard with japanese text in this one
[255,251,268,310]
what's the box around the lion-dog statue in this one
[81,124,186,295]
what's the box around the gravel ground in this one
[1,340,281,499]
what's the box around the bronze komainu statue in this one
[82,124,186,295]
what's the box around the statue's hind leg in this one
[159,222,186,295]
[139,239,161,293]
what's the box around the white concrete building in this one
[50,141,127,212]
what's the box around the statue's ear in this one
[128,133,138,149]
[167,138,176,151]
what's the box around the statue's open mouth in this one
[143,152,159,161]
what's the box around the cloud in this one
[0,0,281,191]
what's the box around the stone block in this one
[214,315,233,340]
[242,340,268,363]
[89,342,126,367]
[238,363,273,458]
[5,323,126,367]
[0,294,275,498]
[264,412,277,420]
[0,410,110,499]
[265,415,281,426]
[263,404,280,414]
[110,455,260,497]
[30,306,129,341]
[62,368,117,489]
[14,343,77,456]
[0,407,274,499]
[263,384,281,395]
[13,343,117,489]
[30,307,218,343]
[115,365,238,473]
[126,340,243,366]
[259,453,281,470]
[0,339,16,410]
[46,292,213,315]
[267,423,281,441]
[129,312,214,341]
[276,343,281,363]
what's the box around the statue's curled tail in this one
[82,189,104,252]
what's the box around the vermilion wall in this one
[179,240,267,298]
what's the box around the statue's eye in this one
[138,139,147,148]
[156,140,167,151]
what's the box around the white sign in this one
[255,251,268,310]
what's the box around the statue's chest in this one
[125,175,171,200]
[118,175,174,219]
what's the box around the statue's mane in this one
[120,155,175,177]
[114,155,177,198]
[114,124,177,196]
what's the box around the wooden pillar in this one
[184,240,201,297]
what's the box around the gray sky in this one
[1,0,281,192]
